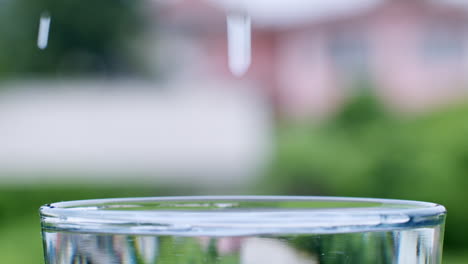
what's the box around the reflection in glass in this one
[43,226,443,264]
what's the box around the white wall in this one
[0,80,272,186]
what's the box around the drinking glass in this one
[40,196,446,264]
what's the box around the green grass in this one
[0,186,465,263]
[0,217,43,263]
[0,185,187,263]
[444,252,468,264]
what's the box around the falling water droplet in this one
[37,12,51,50]
[227,12,251,77]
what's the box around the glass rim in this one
[40,196,446,236]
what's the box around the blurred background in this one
[0,0,467,262]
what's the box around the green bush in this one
[261,92,468,251]
[0,0,143,78]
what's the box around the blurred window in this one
[328,30,370,74]
[421,23,465,64]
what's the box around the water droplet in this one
[227,12,251,77]
[37,12,51,50]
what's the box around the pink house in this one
[161,0,468,118]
